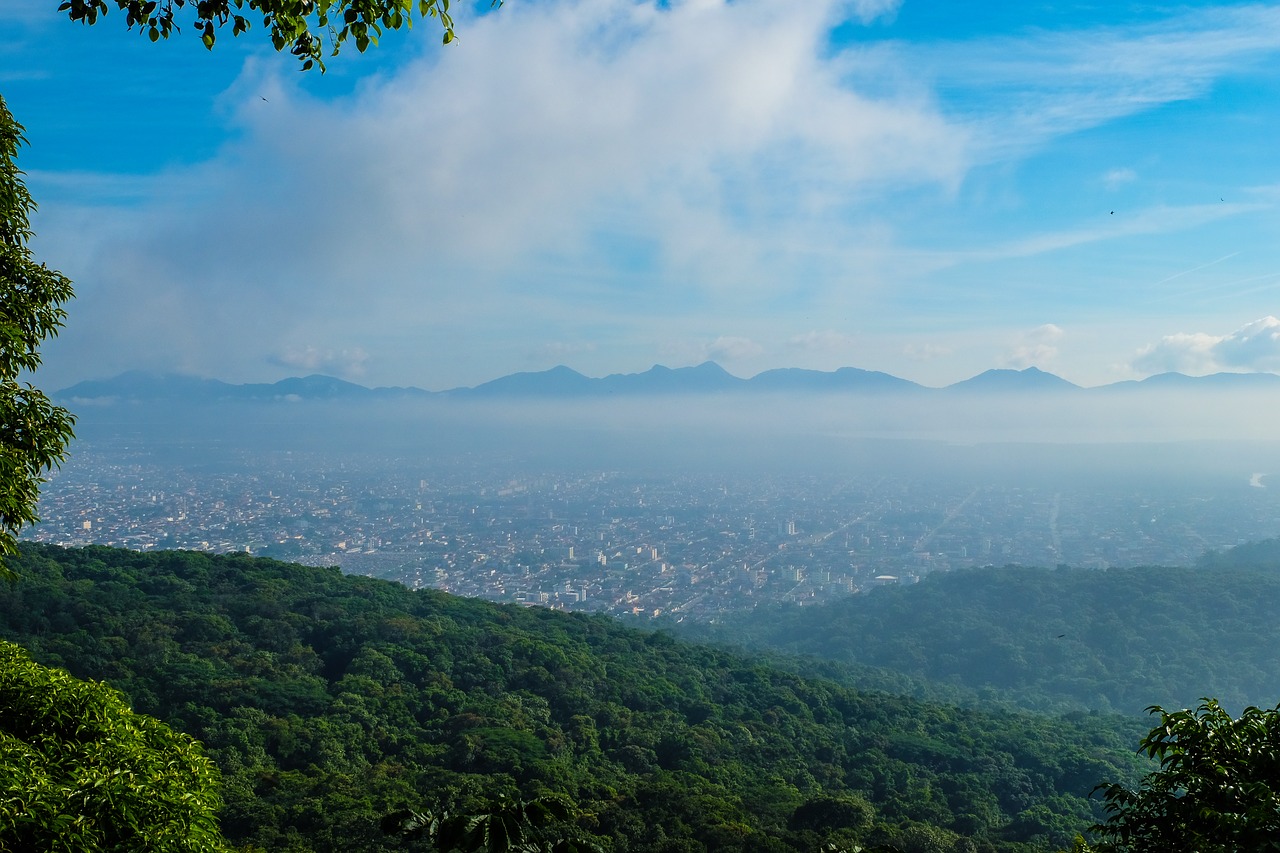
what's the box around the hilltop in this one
[682,544,1280,715]
[0,543,1147,852]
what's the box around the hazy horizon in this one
[9,1,1280,394]
[49,359,1280,396]
[63,387,1280,457]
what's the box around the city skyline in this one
[7,1,1280,391]
[33,438,1280,619]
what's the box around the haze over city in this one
[8,0,1280,392]
[14,3,1280,848]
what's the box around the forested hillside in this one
[0,544,1147,852]
[690,552,1280,715]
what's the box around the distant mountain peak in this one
[55,372,426,404]
[1094,371,1280,393]
[61,362,1280,405]
[748,366,923,393]
[459,365,595,398]
[946,366,1080,392]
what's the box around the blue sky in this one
[7,0,1280,391]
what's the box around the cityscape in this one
[27,437,1280,621]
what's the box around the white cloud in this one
[907,202,1256,279]
[529,341,598,363]
[844,0,901,25]
[270,346,371,378]
[706,336,765,362]
[30,0,1280,390]
[907,5,1280,162]
[1103,167,1137,190]
[903,342,952,361]
[1132,317,1280,375]
[1131,332,1224,375]
[788,330,858,352]
[1002,323,1065,369]
[40,0,969,385]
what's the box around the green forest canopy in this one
[683,550,1280,715]
[0,639,228,851]
[0,543,1151,852]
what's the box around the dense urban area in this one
[27,439,1280,620]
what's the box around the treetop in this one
[57,0,483,71]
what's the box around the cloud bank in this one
[25,0,1280,391]
[1133,316,1280,375]
[45,0,973,386]
[270,346,371,378]
[1003,324,1065,370]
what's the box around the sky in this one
[7,0,1280,392]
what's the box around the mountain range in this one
[52,363,1280,404]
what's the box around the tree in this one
[1,2,474,847]
[0,0,490,578]
[789,794,876,834]
[383,794,604,853]
[59,0,480,71]
[0,98,76,583]
[0,639,230,851]
[1091,698,1280,852]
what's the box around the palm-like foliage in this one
[384,795,603,853]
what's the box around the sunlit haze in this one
[8,1,1280,391]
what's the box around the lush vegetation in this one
[0,97,76,581]
[685,557,1280,715]
[0,544,1149,852]
[1091,699,1280,853]
[0,639,228,851]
